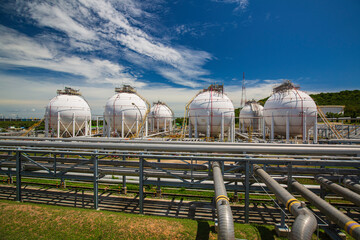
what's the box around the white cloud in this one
[226,79,283,108]
[0,74,195,117]
[27,2,97,41]
[0,25,141,87]
[9,0,212,88]
[0,25,52,60]
[213,0,249,11]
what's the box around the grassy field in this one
[0,199,290,240]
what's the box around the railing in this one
[317,106,343,139]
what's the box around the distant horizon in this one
[1,1,359,118]
[0,86,358,119]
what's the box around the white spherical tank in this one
[189,85,234,136]
[263,82,317,136]
[148,102,173,130]
[104,87,147,134]
[239,101,264,131]
[45,88,91,134]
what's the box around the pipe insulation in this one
[2,136,360,148]
[316,176,360,207]
[253,165,317,240]
[212,161,235,240]
[291,180,360,240]
[1,140,360,155]
[342,177,360,195]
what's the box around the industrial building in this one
[0,82,359,240]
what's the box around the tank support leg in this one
[286,112,290,143]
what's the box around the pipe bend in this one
[290,206,317,240]
[212,161,235,240]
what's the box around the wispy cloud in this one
[213,0,249,11]
[4,0,212,88]
[0,25,140,87]
[226,79,284,107]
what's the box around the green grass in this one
[0,199,338,239]
[0,199,288,240]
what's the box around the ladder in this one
[133,93,151,138]
[181,92,201,139]
[317,106,343,139]
[21,119,44,137]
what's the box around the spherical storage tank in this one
[148,101,173,130]
[188,84,234,136]
[104,85,147,134]
[45,87,91,134]
[263,80,317,136]
[239,100,264,131]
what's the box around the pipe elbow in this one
[290,208,317,240]
[217,202,235,240]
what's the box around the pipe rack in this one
[316,176,360,207]
[292,180,360,240]
[253,165,317,240]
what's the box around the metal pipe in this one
[2,136,360,149]
[253,164,317,240]
[258,166,360,176]
[292,180,360,240]
[0,140,359,155]
[212,161,235,240]
[343,177,360,194]
[2,155,208,170]
[316,176,360,207]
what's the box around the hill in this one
[257,90,360,117]
[310,90,360,117]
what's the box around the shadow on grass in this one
[196,220,212,240]
[255,225,277,240]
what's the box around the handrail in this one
[317,106,343,139]
[21,119,44,137]
[181,92,201,138]
[134,93,150,138]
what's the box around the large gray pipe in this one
[292,180,360,240]
[1,140,360,155]
[212,161,235,240]
[343,177,360,194]
[253,165,317,240]
[2,136,360,148]
[316,176,360,207]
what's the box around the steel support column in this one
[93,152,99,210]
[122,156,127,194]
[16,149,21,202]
[245,160,250,223]
[287,162,292,193]
[139,156,144,214]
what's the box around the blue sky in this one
[0,0,359,118]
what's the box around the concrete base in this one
[338,231,347,240]
[275,224,290,237]
[122,187,127,194]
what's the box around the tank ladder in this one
[134,93,151,138]
[181,92,201,139]
[21,118,44,137]
[317,106,343,139]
